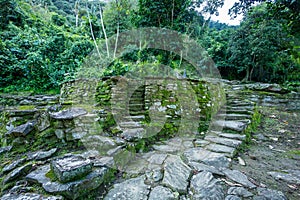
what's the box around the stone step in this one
[119,121,143,128]
[120,128,146,141]
[212,120,247,132]
[209,131,246,141]
[205,143,235,157]
[123,115,145,121]
[216,113,252,120]
[204,135,242,148]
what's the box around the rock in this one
[0,193,63,200]
[223,169,256,189]
[225,195,241,200]
[188,162,224,176]
[37,113,50,132]
[228,187,253,198]
[27,148,57,161]
[212,120,247,132]
[50,108,87,120]
[149,186,176,200]
[267,171,300,184]
[93,156,115,168]
[245,83,287,94]
[257,188,287,200]
[183,148,230,169]
[120,128,147,141]
[205,143,235,156]
[82,135,116,155]
[2,158,26,173]
[51,155,93,183]
[0,146,12,155]
[3,163,33,184]
[215,132,246,141]
[54,129,64,140]
[26,165,112,200]
[204,136,242,148]
[6,122,35,137]
[147,153,168,165]
[145,168,163,184]
[237,157,246,166]
[162,155,191,194]
[104,176,150,200]
[189,171,225,199]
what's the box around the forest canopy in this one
[0,0,299,93]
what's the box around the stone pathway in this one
[1,81,299,199]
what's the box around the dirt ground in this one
[232,105,300,199]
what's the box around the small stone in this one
[51,155,93,183]
[237,157,246,166]
[149,186,176,200]
[162,155,191,194]
[228,187,253,197]
[223,169,256,189]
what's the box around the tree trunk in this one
[99,4,109,58]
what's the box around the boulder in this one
[50,155,93,183]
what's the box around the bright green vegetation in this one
[0,0,299,93]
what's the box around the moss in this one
[17,105,36,110]
[287,150,300,156]
[45,169,58,182]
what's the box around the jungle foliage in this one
[0,0,299,93]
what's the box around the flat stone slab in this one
[0,146,12,155]
[51,155,93,183]
[27,148,57,161]
[147,153,168,165]
[204,136,242,148]
[205,144,236,157]
[257,188,287,200]
[0,193,63,200]
[189,171,225,199]
[149,186,176,200]
[120,128,147,141]
[188,162,224,176]
[50,108,87,120]
[26,165,111,200]
[223,169,256,189]
[3,158,26,173]
[214,132,246,141]
[3,163,33,184]
[183,148,230,169]
[268,170,300,184]
[162,155,191,194]
[104,176,150,200]
[228,187,253,198]
[6,122,35,137]
[213,120,247,132]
